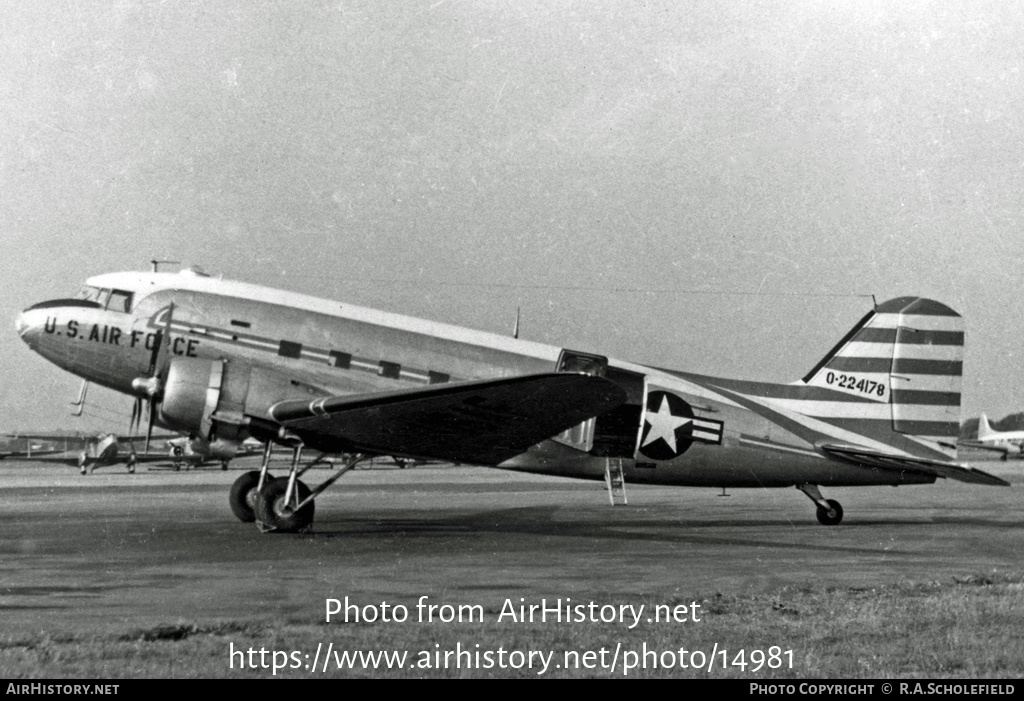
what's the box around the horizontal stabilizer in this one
[270,373,627,465]
[821,444,1010,486]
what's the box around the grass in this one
[2,572,1021,678]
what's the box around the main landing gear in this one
[797,483,844,526]
[227,441,366,533]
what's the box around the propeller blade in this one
[146,330,162,376]
[145,399,156,455]
[146,302,174,375]
[130,397,141,435]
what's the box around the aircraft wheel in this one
[229,470,275,523]
[815,499,843,526]
[254,478,315,534]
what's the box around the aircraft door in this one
[553,350,644,457]
[553,350,607,452]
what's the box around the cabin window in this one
[328,351,351,369]
[378,361,401,379]
[427,371,450,384]
[278,340,302,358]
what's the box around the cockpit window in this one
[74,286,132,313]
[107,289,133,313]
[75,285,104,302]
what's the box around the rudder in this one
[977,413,995,439]
[803,297,963,459]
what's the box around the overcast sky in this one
[2,0,1022,433]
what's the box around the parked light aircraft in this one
[959,414,1024,460]
[15,267,1007,532]
[5,432,180,473]
[0,432,146,473]
[0,430,235,473]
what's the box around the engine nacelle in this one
[159,358,216,435]
[158,357,324,444]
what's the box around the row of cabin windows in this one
[75,285,449,385]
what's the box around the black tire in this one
[815,499,843,526]
[229,470,275,523]
[254,478,315,533]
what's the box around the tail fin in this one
[977,413,995,439]
[803,297,963,459]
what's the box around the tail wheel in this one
[229,470,275,523]
[254,478,315,533]
[816,499,844,526]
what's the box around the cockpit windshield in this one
[75,285,104,303]
[75,285,133,313]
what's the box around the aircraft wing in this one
[270,373,627,465]
[820,444,1010,486]
[0,449,74,461]
[957,440,1017,456]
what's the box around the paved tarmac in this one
[1,456,1022,638]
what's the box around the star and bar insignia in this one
[638,389,724,461]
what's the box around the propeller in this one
[130,302,174,454]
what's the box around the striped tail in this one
[802,297,963,460]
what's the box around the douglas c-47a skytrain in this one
[15,267,1007,532]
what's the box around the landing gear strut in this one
[255,477,315,533]
[797,483,844,525]
[244,440,367,533]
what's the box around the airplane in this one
[14,266,1008,533]
[959,414,1024,460]
[31,432,176,474]
[0,432,143,473]
[0,430,214,474]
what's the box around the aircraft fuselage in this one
[16,270,951,492]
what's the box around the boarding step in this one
[604,457,628,506]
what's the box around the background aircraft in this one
[25,433,176,474]
[959,414,1024,460]
[0,431,242,473]
[0,433,78,460]
[15,268,1007,532]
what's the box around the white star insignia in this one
[641,395,691,453]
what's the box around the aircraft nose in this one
[15,307,44,345]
